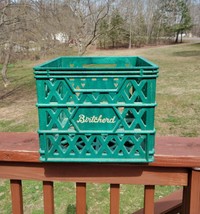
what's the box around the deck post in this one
[10,180,23,214]
[189,168,200,214]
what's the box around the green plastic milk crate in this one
[34,56,159,163]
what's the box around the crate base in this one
[39,132,155,163]
[40,157,154,163]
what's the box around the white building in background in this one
[53,33,69,43]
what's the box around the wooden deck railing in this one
[0,132,200,214]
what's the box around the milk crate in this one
[34,56,159,162]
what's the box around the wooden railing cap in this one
[0,132,200,167]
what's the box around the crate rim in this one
[33,55,159,72]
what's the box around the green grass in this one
[0,41,200,213]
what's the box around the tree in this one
[98,19,109,49]
[132,4,147,47]
[0,0,38,87]
[0,0,23,86]
[68,0,111,55]
[143,0,162,44]
[108,9,128,48]
[159,0,193,43]
[174,0,193,43]
[190,0,200,36]
[118,0,136,49]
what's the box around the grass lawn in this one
[0,41,200,213]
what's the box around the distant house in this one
[53,33,69,43]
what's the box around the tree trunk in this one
[175,31,180,43]
[129,22,132,49]
[180,32,183,43]
[129,32,132,49]
[1,50,11,87]
[112,40,115,48]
